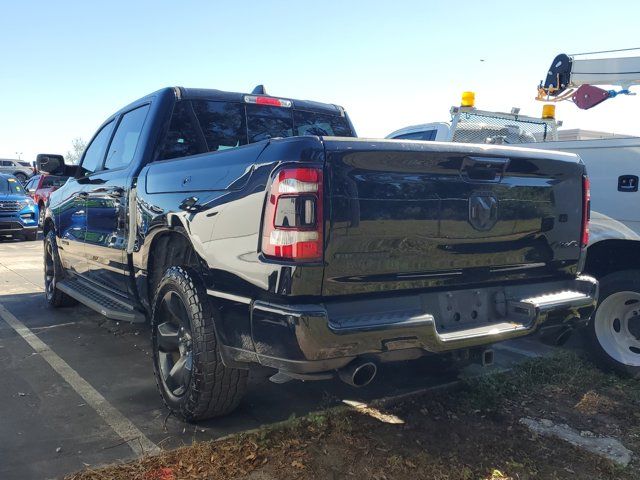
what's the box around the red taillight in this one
[581,175,590,247]
[261,167,323,261]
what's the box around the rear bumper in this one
[218,276,597,374]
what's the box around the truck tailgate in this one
[322,138,585,296]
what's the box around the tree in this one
[66,137,87,165]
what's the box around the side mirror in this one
[36,154,79,177]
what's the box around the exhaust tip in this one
[339,360,377,387]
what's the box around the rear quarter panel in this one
[133,136,328,304]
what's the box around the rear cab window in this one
[157,99,354,161]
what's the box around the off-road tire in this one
[44,230,78,307]
[587,270,640,378]
[151,266,248,422]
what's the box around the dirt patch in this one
[67,352,639,480]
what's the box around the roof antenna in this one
[251,85,267,95]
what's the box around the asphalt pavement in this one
[0,237,559,480]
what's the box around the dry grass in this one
[67,352,640,480]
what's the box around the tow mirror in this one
[36,154,79,177]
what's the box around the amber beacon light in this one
[461,91,475,107]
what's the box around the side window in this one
[192,101,247,151]
[1,160,11,166]
[80,121,115,176]
[394,130,437,141]
[26,177,38,191]
[158,101,206,160]
[105,105,151,170]
[42,176,67,188]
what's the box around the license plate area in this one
[429,289,495,332]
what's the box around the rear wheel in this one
[588,270,640,378]
[151,266,248,422]
[44,231,77,307]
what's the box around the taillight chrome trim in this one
[260,166,324,262]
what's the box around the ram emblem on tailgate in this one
[469,193,498,231]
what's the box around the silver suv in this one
[0,159,34,183]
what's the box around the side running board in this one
[56,277,146,323]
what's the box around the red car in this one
[25,174,69,226]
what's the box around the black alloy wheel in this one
[43,230,77,307]
[155,290,194,398]
[151,266,248,421]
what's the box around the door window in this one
[42,175,68,188]
[25,176,39,192]
[80,121,115,176]
[393,130,437,141]
[105,105,151,170]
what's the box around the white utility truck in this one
[388,83,640,377]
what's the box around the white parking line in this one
[0,302,160,457]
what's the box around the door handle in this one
[461,157,510,183]
[618,175,639,192]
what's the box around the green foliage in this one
[463,351,639,411]
[66,137,87,165]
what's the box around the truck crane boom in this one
[537,49,640,109]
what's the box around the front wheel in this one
[14,172,27,184]
[588,270,640,378]
[151,266,248,422]
[44,231,77,307]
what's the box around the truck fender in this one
[589,211,640,244]
[585,211,640,279]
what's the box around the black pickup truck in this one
[41,86,597,421]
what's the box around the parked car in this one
[25,174,69,226]
[41,86,597,421]
[0,173,39,241]
[0,158,35,184]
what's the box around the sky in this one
[1,0,639,162]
